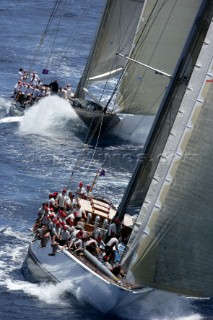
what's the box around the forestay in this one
[123,18,213,297]
[116,0,202,115]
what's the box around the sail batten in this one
[88,67,123,81]
[124,14,213,297]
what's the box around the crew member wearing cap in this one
[85,184,93,198]
[73,203,87,225]
[85,237,101,256]
[104,218,121,243]
[56,188,67,210]
[65,191,76,211]
[48,221,61,256]
[18,68,24,80]
[105,236,119,263]
[59,225,70,247]
[46,194,56,208]
[76,181,86,199]
[13,80,23,98]
[66,84,72,99]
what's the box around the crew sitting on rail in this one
[73,202,87,225]
[66,84,72,99]
[85,237,101,256]
[55,188,67,210]
[104,235,119,264]
[48,221,63,256]
[85,184,93,198]
[65,191,76,211]
[13,80,23,97]
[67,229,84,250]
[104,218,122,243]
[32,194,125,274]
[102,255,124,277]
[76,181,86,199]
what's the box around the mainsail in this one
[122,3,213,297]
[75,0,145,100]
[116,0,203,114]
[118,0,212,213]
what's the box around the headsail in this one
[75,0,145,101]
[122,3,213,297]
[116,0,203,115]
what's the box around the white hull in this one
[26,240,151,313]
[111,114,155,144]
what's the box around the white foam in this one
[4,278,77,307]
[19,95,82,136]
[4,227,31,242]
[0,96,11,109]
[114,290,203,320]
[0,116,22,123]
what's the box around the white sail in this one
[76,0,145,99]
[123,16,213,297]
[116,0,203,114]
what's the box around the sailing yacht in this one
[25,0,213,314]
[72,0,208,138]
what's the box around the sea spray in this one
[19,96,85,136]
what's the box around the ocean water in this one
[0,1,212,319]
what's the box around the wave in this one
[0,97,12,118]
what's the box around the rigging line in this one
[67,112,102,184]
[116,0,142,54]
[66,117,98,188]
[84,118,103,146]
[97,56,121,105]
[29,0,62,72]
[128,89,167,134]
[43,0,62,38]
[125,0,169,82]
[54,0,94,75]
[45,0,67,70]
[74,110,102,162]
[66,141,93,189]
[91,0,141,106]
[73,123,103,183]
[106,66,124,111]
[113,86,166,139]
[132,0,168,54]
[122,0,176,113]
[79,114,105,181]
